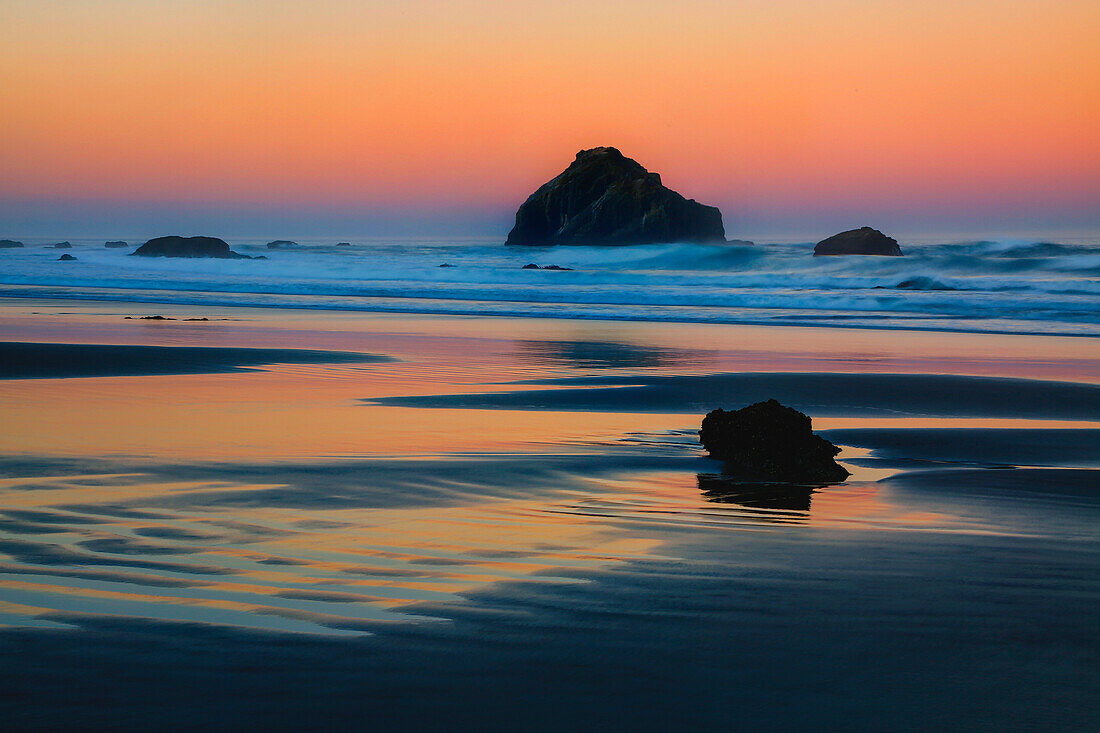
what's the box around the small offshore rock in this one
[522,263,541,270]
[266,240,299,249]
[336,242,351,247]
[51,241,72,249]
[104,240,129,248]
[699,399,849,483]
[439,263,456,267]
[813,227,902,256]
[132,236,250,259]
[57,254,77,261]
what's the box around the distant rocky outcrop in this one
[104,240,128,248]
[699,399,849,483]
[51,242,72,249]
[266,240,299,249]
[132,236,250,259]
[506,147,726,246]
[0,239,23,248]
[57,254,77,261]
[813,227,902,256]
[336,242,351,247]
[521,263,574,270]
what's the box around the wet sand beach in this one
[1,297,1098,731]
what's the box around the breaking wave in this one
[0,235,1096,335]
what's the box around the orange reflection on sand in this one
[0,467,667,627]
[0,363,692,459]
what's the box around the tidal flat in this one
[0,298,1097,731]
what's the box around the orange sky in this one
[1,0,1097,236]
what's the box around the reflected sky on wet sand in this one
[0,299,1098,729]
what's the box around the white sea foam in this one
[1,236,1097,335]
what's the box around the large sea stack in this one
[132,236,250,259]
[699,399,849,483]
[506,147,725,246]
[813,227,903,256]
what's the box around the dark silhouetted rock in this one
[813,227,902,256]
[336,242,351,247]
[104,240,128,248]
[266,240,299,249]
[50,242,72,249]
[438,263,455,267]
[57,254,77,261]
[542,265,573,271]
[522,263,541,270]
[699,399,849,483]
[506,147,725,246]
[132,236,250,259]
[252,255,268,260]
[0,239,23,248]
[727,239,754,246]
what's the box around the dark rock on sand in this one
[132,236,250,259]
[266,240,299,249]
[57,254,77,261]
[699,399,849,483]
[0,239,23,248]
[50,242,72,249]
[506,147,725,246]
[104,240,128,248]
[813,227,902,256]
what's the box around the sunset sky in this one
[2,0,1097,238]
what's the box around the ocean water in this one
[1,234,1098,335]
